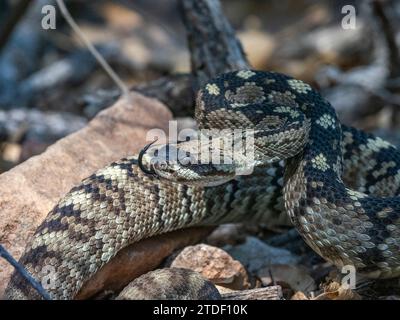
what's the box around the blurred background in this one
[0,0,399,173]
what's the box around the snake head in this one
[138,133,264,187]
[138,115,310,187]
[139,70,312,186]
[138,137,245,186]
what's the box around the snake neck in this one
[284,91,400,278]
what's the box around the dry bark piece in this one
[0,92,172,298]
[171,244,250,291]
[221,286,283,300]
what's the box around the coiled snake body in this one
[6,70,400,299]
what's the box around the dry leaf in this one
[314,281,362,300]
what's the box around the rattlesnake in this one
[5,70,400,300]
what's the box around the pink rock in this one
[0,93,171,298]
[171,244,250,290]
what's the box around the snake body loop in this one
[145,70,400,278]
[5,70,400,300]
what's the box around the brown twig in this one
[221,286,283,300]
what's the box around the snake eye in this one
[157,161,168,171]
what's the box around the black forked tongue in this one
[138,138,158,176]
